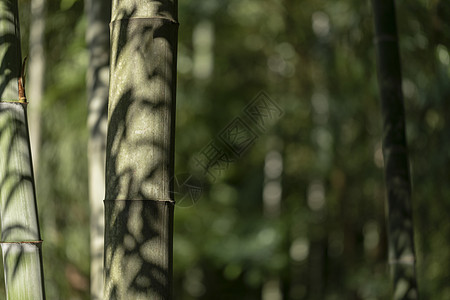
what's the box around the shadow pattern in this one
[85,0,111,298]
[0,0,21,101]
[0,1,45,298]
[0,104,45,298]
[104,1,178,299]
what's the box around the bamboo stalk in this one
[0,0,45,299]
[28,0,46,176]
[85,0,111,298]
[103,0,178,299]
[371,1,419,299]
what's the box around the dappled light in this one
[103,0,178,298]
[0,102,44,298]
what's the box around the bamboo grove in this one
[1,0,449,298]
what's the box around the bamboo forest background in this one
[1,0,449,299]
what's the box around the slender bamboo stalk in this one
[85,0,110,298]
[103,0,178,299]
[28,0,46,177]
[371,1,419,299]
[0,1,45,298]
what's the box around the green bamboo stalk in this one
[85,0,110,298]
[371,1,419,299]
[103,0,178,299]
[28,0,46,176]
[0,0,45,299]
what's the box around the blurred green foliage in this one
[0,0,449,299]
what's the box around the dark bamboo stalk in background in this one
[371,1,419,299]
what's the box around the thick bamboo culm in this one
[103,0,178,299]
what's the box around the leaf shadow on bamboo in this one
[104,90,173,298]
[0,107,37,234]
[0,1,19,95]
[86,0,110,298]
[104,1,177,298]
[0,0,46,298]
[0,103,45,298]
[377,42,419,300]
[386,179,418,299]
[0,120,28,201]
[0,40,17,96]
[371,0,419,298]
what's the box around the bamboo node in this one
[18,56,28,102]
[104,199,175,204]
[0,99,28,104]
[388,256,416,266]
[0,240,43,244]
[110,16,179,26]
